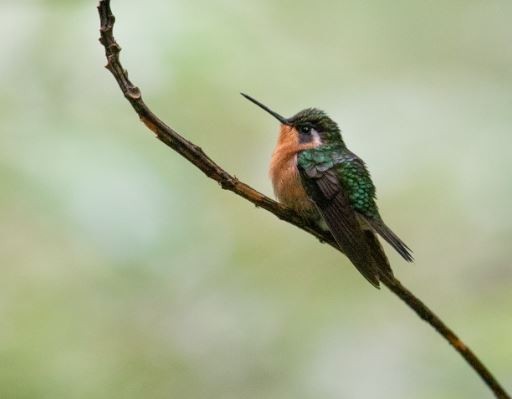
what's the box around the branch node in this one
[126,86,141,100]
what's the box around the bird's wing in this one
[298,149,382,287]
[336,151,413,262]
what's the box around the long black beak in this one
[241,93,289,125]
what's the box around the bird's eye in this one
[300,125,312,134]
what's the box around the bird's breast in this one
[269,125,318,216]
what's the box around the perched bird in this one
[242,93,413,288]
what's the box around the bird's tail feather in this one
[367,219,414,262]
[364,230,394,279]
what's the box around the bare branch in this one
[97,1,510,398]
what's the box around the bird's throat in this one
[269,125,319,216]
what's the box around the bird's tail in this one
[367,219,414,262]
[364,230,394,280]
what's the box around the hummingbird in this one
[242,93,413,288]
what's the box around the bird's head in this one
[242,93,344,146]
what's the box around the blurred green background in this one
[1,1,511,398]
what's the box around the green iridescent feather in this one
[298,145,379,219]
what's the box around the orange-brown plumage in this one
[269,125,319,216]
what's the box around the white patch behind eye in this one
[311,129,322,146]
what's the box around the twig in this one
[97,1,510,397]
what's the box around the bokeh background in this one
[1,1,511,398]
